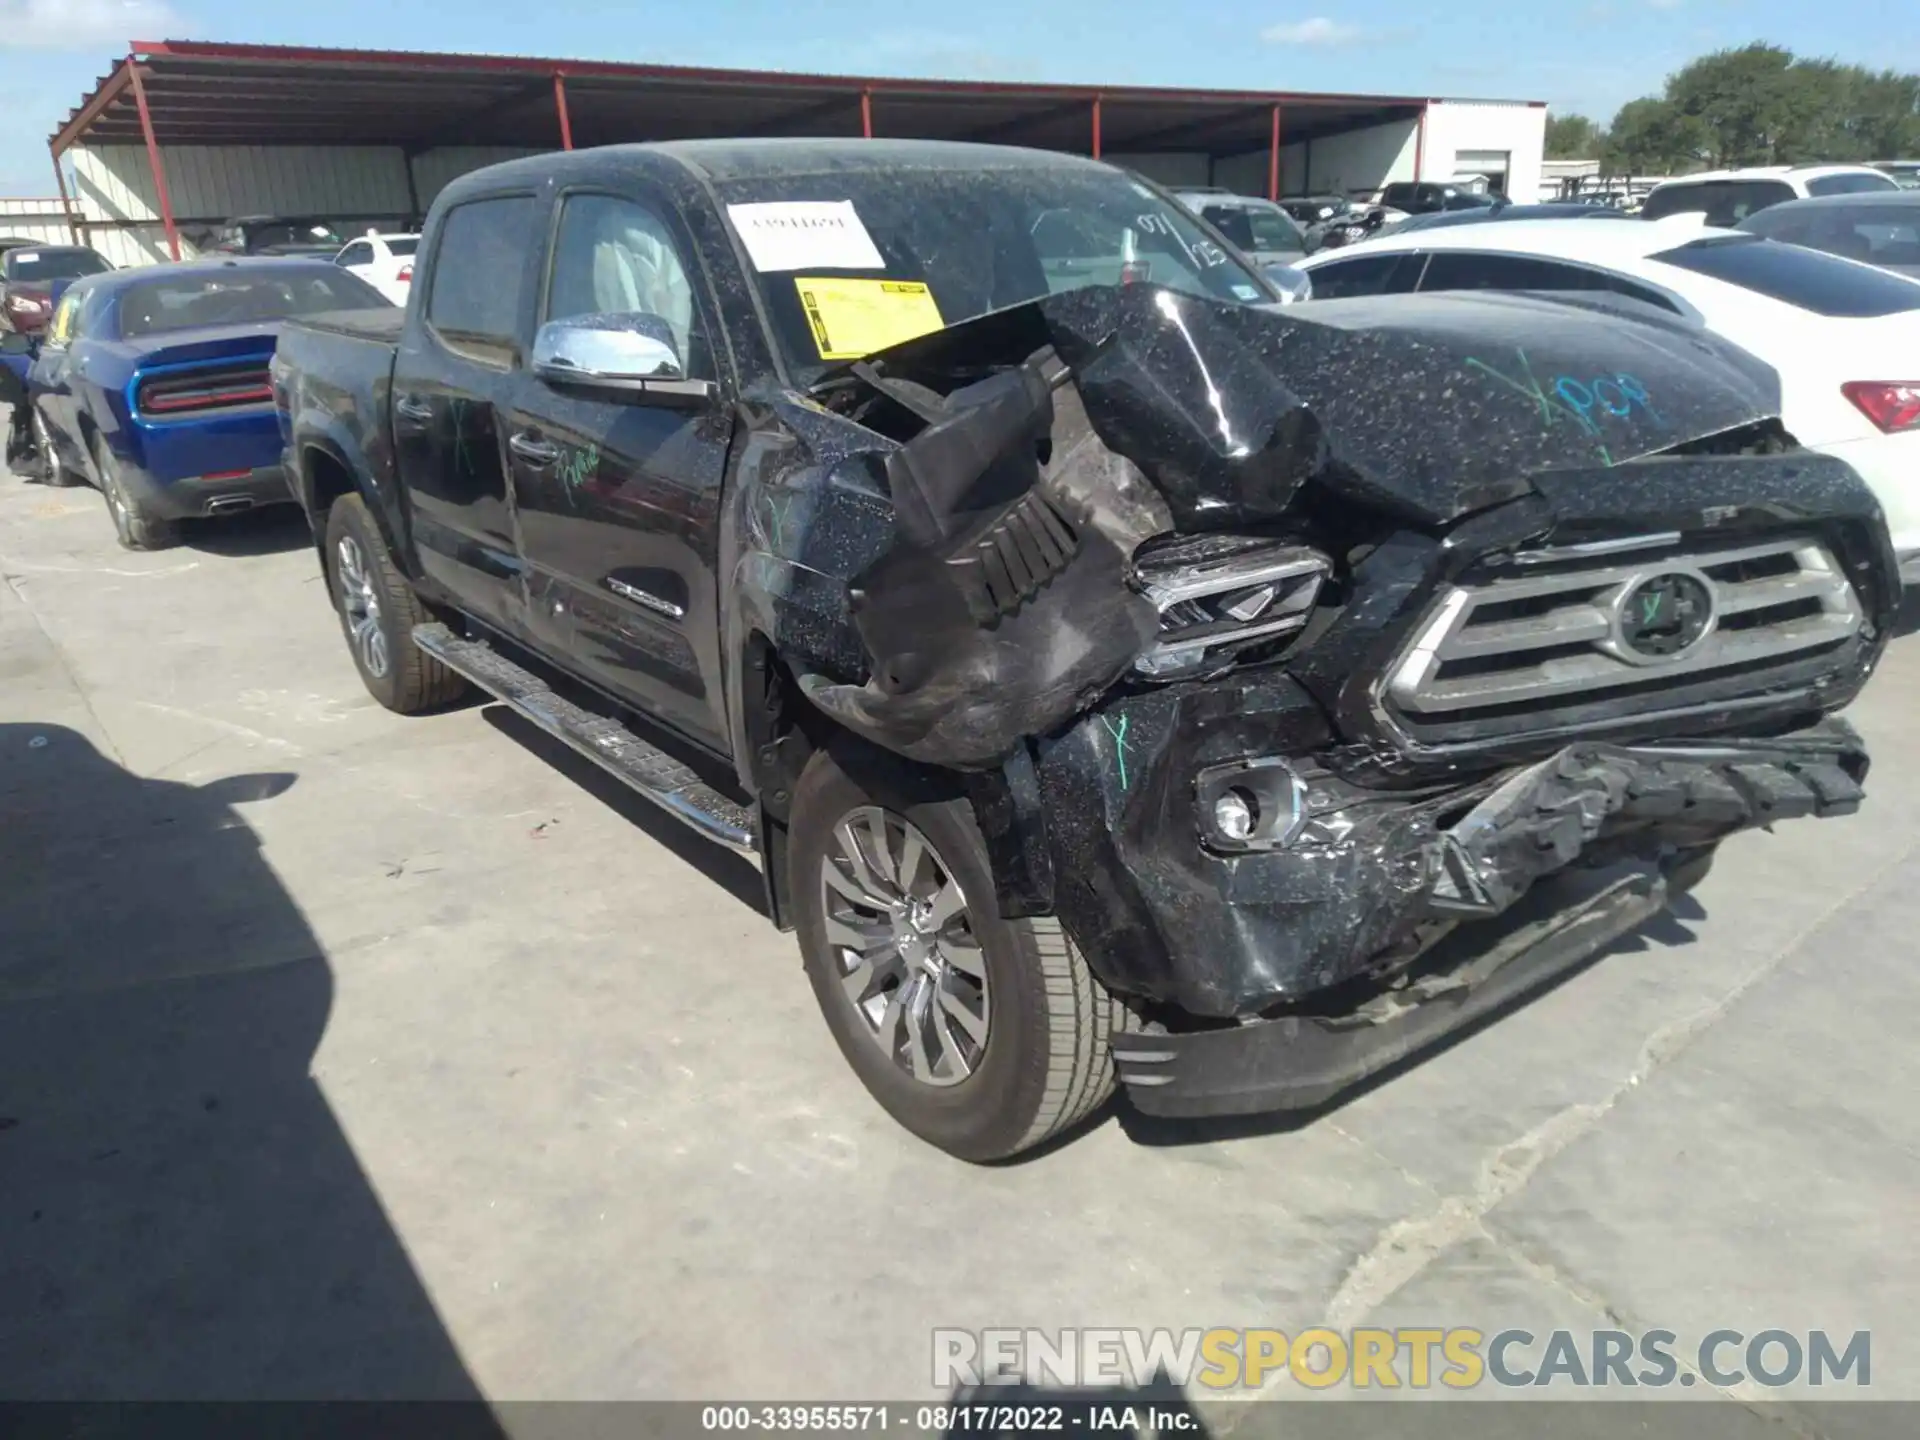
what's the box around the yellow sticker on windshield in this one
[794,277,945,361]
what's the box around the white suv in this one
[1641,166,1897,226]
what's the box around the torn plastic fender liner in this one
[801,348,1162,769]
[1037,674,1869,1019]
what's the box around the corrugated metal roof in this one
[52,39,1538,157]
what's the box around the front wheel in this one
[790,744,1130,1162]
[323,493,467,714]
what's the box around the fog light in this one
[1214,788,1259,842]
[1196,758,1311,853]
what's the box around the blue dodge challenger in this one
[8,258,389,549]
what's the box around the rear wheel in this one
[323,493,466,714]
[790,744,1129,1162]
[92,436,175,550]
[34,406,78,488]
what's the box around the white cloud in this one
[1261,17,1367,46]
[0,0,183,50]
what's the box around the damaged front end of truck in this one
[734,282,1896,1118]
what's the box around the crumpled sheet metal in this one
[771,281,1797,773]
[798,350,1165,769]
[1037,283,1784,528]
[1038,675,1869,1018]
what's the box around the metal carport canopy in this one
[50,39,1437,258]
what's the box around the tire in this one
[92,435,176,550]
[35,405,79,488]
[323,493,467,714]
[790,743,1130,1162]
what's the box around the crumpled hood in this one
[1032,283,1784,527]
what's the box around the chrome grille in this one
[1387,536,1863,717]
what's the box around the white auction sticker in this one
[725,201,884,273]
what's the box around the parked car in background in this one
[273,139,1891,1161]
[1737,191,1920,279]
[1299,219,1920,581]
[1170,189,1307,265]
[1869,161,1920,190]
[1640,166,1897,226]
[1377,181,1500,218]
[1,245,112,335]
[334,230,420,305]
[205,216,351,257]
[1279,194,1375,250]
[1389,201,1637,234]
[10,258,389,548]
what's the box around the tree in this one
[1603,98,1708,175]
[1545,113,1601,159]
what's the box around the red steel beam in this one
[554,71,573,150]
[1268,103,1282,200]
[49,149,81,245]
[122,39,1446,110]
[860,88,872,138]
[1091,95,1102,159]
[50,59,137,156]
[125,58,180,261]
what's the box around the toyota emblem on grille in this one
[1615,570,1715,661]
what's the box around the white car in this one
[1297,218,1920,581]
[1641,166,1897,226]
[333,231,419,306]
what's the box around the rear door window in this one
[1651,235,1920,316]
[1416,252,1683,312]
[1304,252,1420,298]
[425,195,538,362]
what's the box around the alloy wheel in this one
[819,806,990,1088]
[335,534,390,679]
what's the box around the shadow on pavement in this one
[0,722,499,1410]
[481,704,767,917]
[178,504,314,558]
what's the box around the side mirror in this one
[0,331,36,356]
[1262,263,1313,305]
[530,314,714,406]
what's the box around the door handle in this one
[509,431,559,466]
[394,395,434,424]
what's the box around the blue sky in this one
[1,0,1913,196]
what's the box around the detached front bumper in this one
[1040,712,1869,1118]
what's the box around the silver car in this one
[1172,189,1309,268]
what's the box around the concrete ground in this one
[2,477,1915,1429]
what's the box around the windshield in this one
[117,270,391,336]
[386,237,420,257]
[5,248,110,284]
[715,163,1271,383]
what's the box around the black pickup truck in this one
[273,139,1896,1161]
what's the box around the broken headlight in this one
[1132,535,1331,680]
